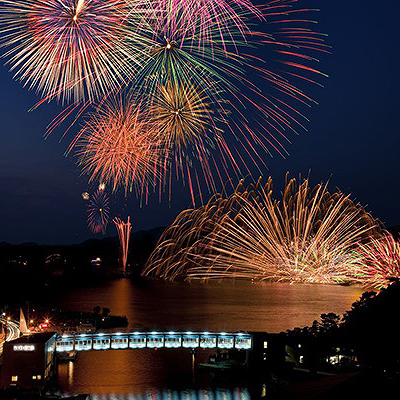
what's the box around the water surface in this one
[56,279,363,396]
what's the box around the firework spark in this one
[138,0,262,53]
[353,233,400,289]
[125,2,328,202]
[149,82,214,149]
[114,216,132,274]
[0,0,149,103]
[143,176,380,284]
[74,96,161,194]
[87,189,110,234]
[0,0,330,206]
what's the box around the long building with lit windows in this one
[55,331,253,352]
[0,332,57,388]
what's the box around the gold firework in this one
[143,176,381,284]
[149,82,214,150]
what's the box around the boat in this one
[57,350,77,362]
[199,351,247,371]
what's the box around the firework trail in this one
[0,0,151,103]
[87,189,110,234]
[352,232,400,289]
[114,216,132,274]
[74,96,161,194]
[143,176,380,284]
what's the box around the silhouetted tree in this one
[101,307,110,317]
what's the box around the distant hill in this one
[0,226,166,271]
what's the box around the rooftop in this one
[8,332,57,344]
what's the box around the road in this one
[0,316,20,353]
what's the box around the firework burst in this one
[74,96,161,194]
[0,0,330,206]
[0,0,150,103]
[141,0,262,53]
[143,176,380,284]
[124,2,329,202]
[353,233,400,289]
[87,189,110,234]
[149,82,214,149]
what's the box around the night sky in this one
[0,0,399,244]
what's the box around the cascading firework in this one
[143,176,381,284]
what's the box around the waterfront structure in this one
[0,332,57,388]
[56,331,252,352]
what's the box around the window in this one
[37,375,42,380]
[263,341,268,349]
[32,375,37,380]
[11,376,18,382]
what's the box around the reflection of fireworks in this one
[0,0,147,103]
[87,189,110,234]
[353,233,400,289]
[75,97,160,194]
[114,216,132,274]
[143,176,380,284]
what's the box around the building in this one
[248,332,296,373]
[0,332,57,388]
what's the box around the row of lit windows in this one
[11,375,41,382]
[58,336,252,349]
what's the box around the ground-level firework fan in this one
[114,216,132,274]
[143,176,383,285]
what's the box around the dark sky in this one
[0,0,399,244]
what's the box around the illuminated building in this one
[0,332,57,388]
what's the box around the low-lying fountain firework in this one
[143,176,394,287]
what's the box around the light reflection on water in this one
[80,388,250,399]
[55,279,363,395]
